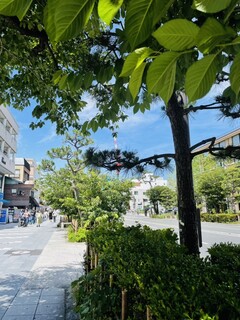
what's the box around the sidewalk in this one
[0,222,85,320]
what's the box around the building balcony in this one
[0,121,17,152]
[0,150,15,175]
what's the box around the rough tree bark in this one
[167,93,200,255]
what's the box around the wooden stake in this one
[121,289,127,320]
[109,274,113,288]
[146,306,151,320]
[94,253,98,267]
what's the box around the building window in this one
[6,122,11,133]
[134,191,138,195]
[15,169,20,178]
[12,189,17,194]
[0,113,4,125]
[232,134,240,146]
[219,141,226,148]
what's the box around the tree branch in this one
[184,102,225,114]
[190,137,216,153]
[192,144,240,159]
[84,148,175,174]
[4,16,48,40]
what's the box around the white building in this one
[129,173,168,211]
[0,105,19,193]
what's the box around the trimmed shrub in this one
[68,226,87,242]
[201,213,239,223]
[72,222,240,320]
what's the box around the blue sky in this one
[9,83,239,179]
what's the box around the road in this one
[124,213,240,257]
[0,221,54,278]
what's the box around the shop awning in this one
[29,196,39,207]
[0,199,10,204]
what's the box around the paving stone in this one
[41,288,65,297]
[3,304,37,316]
[2,315,33,320]
[34,315,64,320]
[36,302,64,316]
[0,306,8,318]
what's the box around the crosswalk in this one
[0,225,36,259]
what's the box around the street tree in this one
[37,130,93,225]
[37,130,132,225]
[222,164,240,212]
[197,168,226,213]
[146,186,176,214]
[36,167,79,218]
[1,1,240,253]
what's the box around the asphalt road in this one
[124,213,240,257]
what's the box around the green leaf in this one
[126,0,173,50]
[192,0,232,13]
[147,52,181,104]
[98,0,124,25]
[52,70,63,85]
[129,63,146,100]
[133,104,140,114]
[58,74,68,90]
[90,120,98,132]
[222,86,238,105]
[44,0,95,42]
[197,18,236,54]
[0,0,33,20]
[230,52,240,98]
[185,54,220,102]
[120,47,153,77]
[232,36,240,45]
[83,73,93,89]
[153,19,199,51]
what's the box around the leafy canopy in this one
[1,0,240,133]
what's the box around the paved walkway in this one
[0,221,85,320]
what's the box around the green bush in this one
[68,226,87,242]
[72,222,240,320]
[151,213,177,219]
[201,213,239,223]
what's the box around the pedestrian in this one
[23,209,30,226]
[36,211,43,227]
[53,210,57,223]
[49,209,53,221]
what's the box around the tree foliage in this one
[146,185,176,214]
[1,0,240,134]
[36,130,133,225]
[193,155,240,213]
[2,0,240,254]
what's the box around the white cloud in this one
[38,125,58,143]
[77,93,98,123]
[118,103,162,131]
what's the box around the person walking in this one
[53,210,57,223]
[36,211,43,227]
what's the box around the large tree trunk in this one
[167,93,199,255]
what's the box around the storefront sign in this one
[0,209,8,224]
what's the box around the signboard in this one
[8,208,17,223]
[13,209,21,223]
[0,209,8,224]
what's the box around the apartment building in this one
[4,157,39,209]
[194,128,240,153]
[129,173,168,212]
[0,105,18,193]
